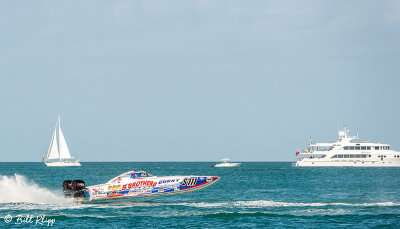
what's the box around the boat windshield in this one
[107,170,154,183]
[130,171,153,178]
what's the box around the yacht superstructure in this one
[295,127,400,167]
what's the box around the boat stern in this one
[178,176,220,192]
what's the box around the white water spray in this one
[0,174,69,204]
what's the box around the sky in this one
[0,0,399,162]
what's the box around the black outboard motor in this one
[63,180,73,197]
[63,180,86,198]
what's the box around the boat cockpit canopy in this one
[107,170,154,183]
[129,171,153,178]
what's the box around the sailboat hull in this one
[45,161,81,167]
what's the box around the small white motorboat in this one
[211,158,241,167]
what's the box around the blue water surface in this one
[0,162,399,228]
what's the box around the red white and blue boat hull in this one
[61,170,220,202]
[85,176,219,201]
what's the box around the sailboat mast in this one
[46,117,59,162]
[58,116,61,162]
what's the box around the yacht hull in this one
[295,158,400,167]
[212,163,241,167]
[45,161,81,167]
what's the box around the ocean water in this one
[1,162,400,228]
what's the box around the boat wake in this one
[179,200,400,208]
[0,174,70,204]
[75,200,400,209]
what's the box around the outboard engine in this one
[62,180,86,198]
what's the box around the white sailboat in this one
[43,116,81,167]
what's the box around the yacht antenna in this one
[357,128,359,137]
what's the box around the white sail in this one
[47,127,59,160]
[58,121,73,160]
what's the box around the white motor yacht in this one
[295,127,400,167]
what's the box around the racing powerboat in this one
[63,170,220,202]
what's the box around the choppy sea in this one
[1,162,399,228]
